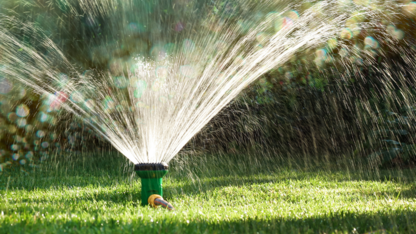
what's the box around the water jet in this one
[1,0,399,205]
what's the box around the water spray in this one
[134,163,174,210]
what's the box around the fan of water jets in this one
[0,0,385,164]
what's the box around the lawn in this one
[0,151,415,233]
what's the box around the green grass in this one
[0,151,416,233]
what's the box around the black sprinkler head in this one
[134,162,169,171]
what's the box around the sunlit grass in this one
[0,152,415,233]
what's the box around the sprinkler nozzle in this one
[134,163,169,171]
[135,163,169,206]
[148,194,175,210]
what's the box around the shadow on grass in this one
[6,171,416,208]
[1,152,415,204]
[3,150,415,188]
[0,208,415,234]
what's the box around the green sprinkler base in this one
[135,163,169,206]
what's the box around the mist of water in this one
[0,0,402,164]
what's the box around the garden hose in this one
[148,194,175,210]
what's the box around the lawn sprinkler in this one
[135,163,174,210]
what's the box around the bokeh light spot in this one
[327,38,338,50]
[16,118,27,128]
[180,65,198,79]
[156,66,169,79]
[56,73,69,88]
[16,104,30,117]
[131,80,147,98]
[7,112,18,122]
[364,36,379,49]
[340,28,353,39]
[152,79,164,91]
[12,153,20,161]
[36,130,46,138]
[11,144,19,151]
[103,96,115,111]
[175,22,185,32]
[114,76,128,89]
[41,142,49,149]
[182,39,195,54]
[150,45,167,61]
[39,112,49,123]
[70,91,84,103]
[285,71,293,79]
[25,151,33,160]
[0,77,13,94]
